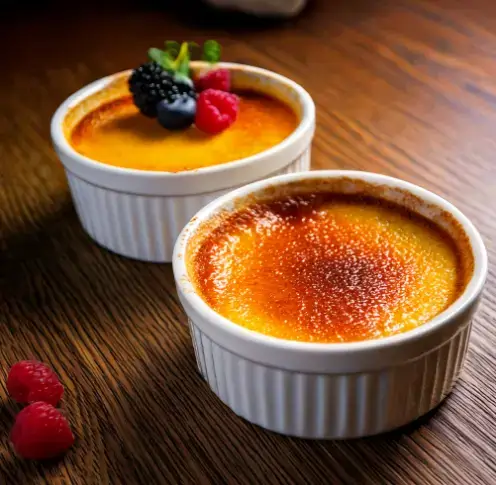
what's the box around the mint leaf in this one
[189,41,200,49]
[164,41,180,59]
[187,41,201,59]
[148,47,164,65]
[148,41,196,76]
[202,40,221,63]
[175,42,191,77]
[176,56,190,77]
[148,47,175,72]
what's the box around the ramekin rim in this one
[50,62,315,181]
[172,170,488,354]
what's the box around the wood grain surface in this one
[1,0,495,483]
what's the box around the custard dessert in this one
[69,92,297,172]
[190,192,471,343]
[66,41,300,172]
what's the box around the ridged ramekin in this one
[173,170,488,439]
[50,62,315,262]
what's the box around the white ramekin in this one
[50,62,315,262]
[172,170,488,439]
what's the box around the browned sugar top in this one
[191,193,468,343]
[68,91,297,172]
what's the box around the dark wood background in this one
[1,0,495,483]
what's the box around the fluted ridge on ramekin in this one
[65,148,310,262]
[189,318,472,439]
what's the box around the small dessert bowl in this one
[172,170,487,439]
[50,62,315,262]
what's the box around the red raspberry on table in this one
[7,360,64,406]
[196,68,231,92]
[195,89,239,135]
[11,402,74,460]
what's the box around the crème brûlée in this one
[69,91,298,172]
[190,192,473,343]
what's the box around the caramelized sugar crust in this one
[192,193,469,343]
[70,92,298,172]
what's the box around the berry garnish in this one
[202,40,221,63]
[196,68,231,92]
[157,95,196,130]
[195,89,239,135]
[128,62,196,118]
[7,360,64,407]
[129,41,197,119]
[129,40,228,130]
[11,402,74,460]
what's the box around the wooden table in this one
[1,0,495,483]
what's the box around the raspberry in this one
[196,68,231,92]
[7,360,64,406]
[11,402,74,460]
[195,89,239,135]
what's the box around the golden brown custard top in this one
[191,193,469,343]
[69,92,298,172]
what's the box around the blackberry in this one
[128,62,196,118]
